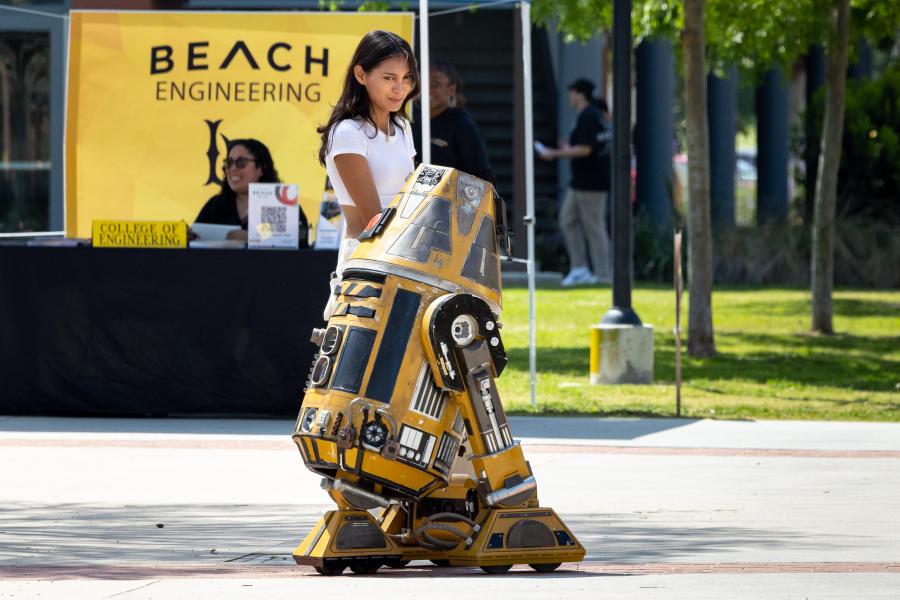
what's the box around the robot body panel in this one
[292,165,585,574]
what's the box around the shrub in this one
[713,215,900,288]
[796,62,900,225]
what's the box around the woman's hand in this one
[226,229,249,242]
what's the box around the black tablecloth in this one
[0,245,337,416]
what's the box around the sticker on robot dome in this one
[412,166,446,194]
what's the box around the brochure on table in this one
[314,190,343,250]
[248,183,300,249]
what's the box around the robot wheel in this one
[480,564,512,574]
[314,558,384,576]
[529,563,562,573]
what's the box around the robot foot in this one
[438,506,585,574]
[292,509,405,575]
[294,507,584,575]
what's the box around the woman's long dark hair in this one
[318,30,420,165]
[219,138,280,202]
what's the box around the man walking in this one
[539,78,612,286]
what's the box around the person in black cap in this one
[538,78,612,286]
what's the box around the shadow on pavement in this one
[0,503,845,568]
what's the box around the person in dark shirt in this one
[539,78,612,285]
[413,61,494,183]
[195,138,280,242]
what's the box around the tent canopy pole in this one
[418,0,431,164]
[521,1,537,408]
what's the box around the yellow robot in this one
[292,164,585,575]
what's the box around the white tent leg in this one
[418,0,431,164]
[521,1,536,408]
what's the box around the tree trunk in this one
[682,0,716,357]
[811,0,851,334]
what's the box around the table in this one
[0,245,337,416]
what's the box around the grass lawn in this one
[495,285,900,421]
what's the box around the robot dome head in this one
[343,165,511,310]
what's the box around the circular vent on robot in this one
[361,421,389,449]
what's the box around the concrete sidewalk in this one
[1,416,898,598]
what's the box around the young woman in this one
[319,30,419,246]
[317,30,419,318]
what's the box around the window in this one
[0,31,51,233]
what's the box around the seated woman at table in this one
[194,138,279,242]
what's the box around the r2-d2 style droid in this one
[292,164,585,575]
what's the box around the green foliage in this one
[852,0,900,45]
[795,62,900,225]
[533,0,899,82]
[358,1,393,11]
[633,0,682,42]
[532,0,612,44]
[705,0,829,75]
[531,0,679,44]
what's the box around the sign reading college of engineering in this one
[65,11,414,238]
[92,220,188,248]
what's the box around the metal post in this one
[601,0,642,326]
[418,0,431,165]
[674,229,683,416]
[521,1,537,408]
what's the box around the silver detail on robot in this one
[410,362,447,420]
[375,407,398,442]
[485,476,537,507]
[433,433,460,476]
[451,314,478,346]
[439,342,457,381]
[316,410,332,432]
[479,376,507,450]
[398,425,436,468]
[321,325,344,355]
[331,478,391,508]
[300,408,317,433]
[310,355,332,387]
[452,410,466,436]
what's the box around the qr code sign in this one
[261,206,287,233]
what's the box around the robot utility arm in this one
[421,293,537,509]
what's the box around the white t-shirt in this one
[325,117,417,208]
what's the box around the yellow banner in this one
[66,11,414,238]
[92,220,188,248]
